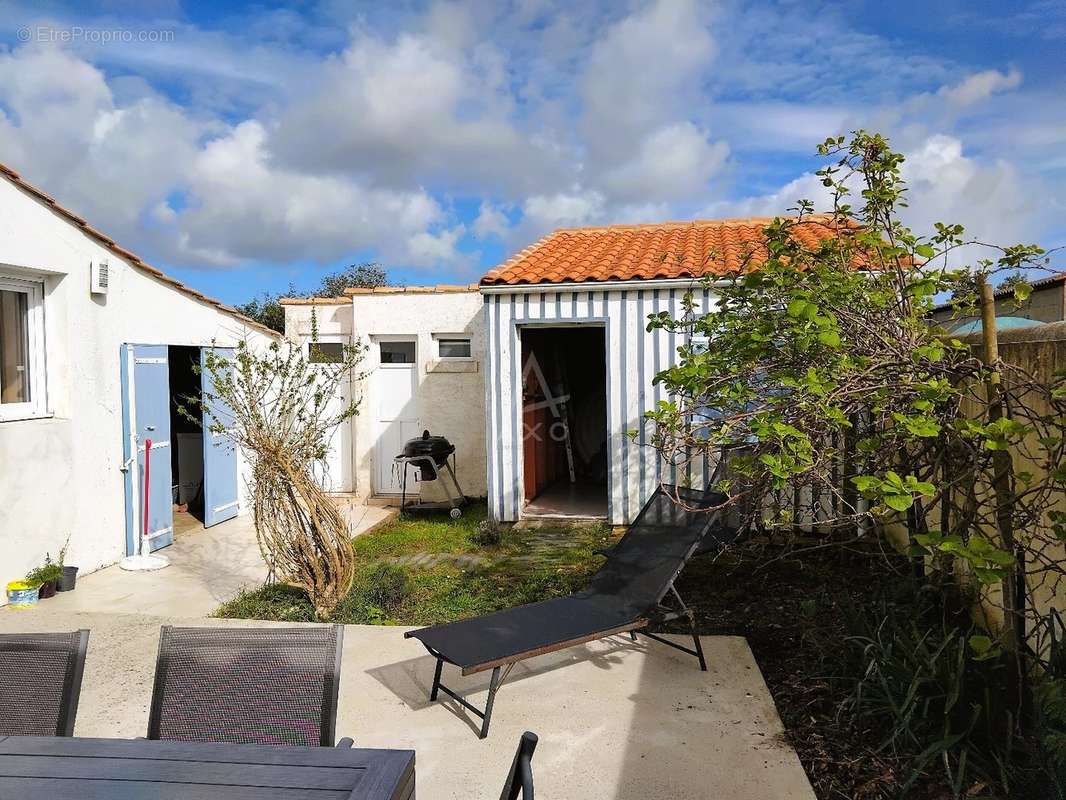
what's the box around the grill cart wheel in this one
[450,508,462,519]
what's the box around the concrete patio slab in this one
[0,609,816,800]
[25,501,397,617]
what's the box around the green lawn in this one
[215,503,618,625]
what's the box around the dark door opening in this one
[520,326,608,519]
[168,345,205,535]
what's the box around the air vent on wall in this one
[91,258,109,295]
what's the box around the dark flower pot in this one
[37,580,57,599]
[57,566,78,592]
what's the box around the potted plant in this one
[56,537,78,592]
[26,555,62,600]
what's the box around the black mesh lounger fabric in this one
[0,630,89,736]
[406,485,731,672]
[147,625,343,747]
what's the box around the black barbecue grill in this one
[395,430,467,517]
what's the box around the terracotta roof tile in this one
[480,216,860,286]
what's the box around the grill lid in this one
[401,430,455,464]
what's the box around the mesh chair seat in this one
[0,630,89,737]
[148,625,344,747]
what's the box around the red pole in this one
[143,438,152,546]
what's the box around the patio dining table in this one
[0,736,415,799]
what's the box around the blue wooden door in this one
[201,347,240,527]
[120,344,174,554]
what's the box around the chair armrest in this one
[336,737,354,749]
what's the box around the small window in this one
[308,341,344,364]
[0,275,46,421]
[437,337,471,359]
[379,340,415,364]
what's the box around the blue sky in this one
[0,0,1063,305]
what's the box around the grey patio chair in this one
[0,629,90,736]
[147,624,347,747]
[500,731,538,800]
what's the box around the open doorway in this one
[520,326,608,519]
[168,345,204,538]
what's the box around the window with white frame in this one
[0,275,46,421]
[435,335,472,359]
[307,341,345,364]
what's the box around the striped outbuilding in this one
[479,216,847,525]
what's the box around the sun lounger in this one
[405,484,739,737]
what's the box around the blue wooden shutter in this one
[201,347,240,527]
[120,344,174,553]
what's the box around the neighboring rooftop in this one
[279,285,478,304]
[278,296,354,305]
[931,272,1066,313]
[345,284,479,295]
[479,216,858,287]
[0,162,279,338]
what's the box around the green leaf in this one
[851,475,880,491]
[968,634,1000,660]
[817,329,841,348]
[884,493,914,512]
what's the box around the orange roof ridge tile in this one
[551,214,840,234]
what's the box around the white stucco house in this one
[282,286,486,504]
[0,162,278,603]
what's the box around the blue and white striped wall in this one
[482,280,716,525]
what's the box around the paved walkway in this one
[0,608,817,800]
[25,501,396,617]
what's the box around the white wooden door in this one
[373,339,419,495]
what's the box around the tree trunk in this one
[978,272,1027,725]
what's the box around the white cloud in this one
[0,41,468,272]
[701,172,834,220]
[164,120,445,266]
[581,0,714,155]
[268,29,561,196]
[937,67,1022,108]
[472,202,511,239]
[900,134,1040,244]
[578,0,728,204]
[601,122,729,203]
[0,45,205,239]
[710,134,1048,249]
[523,188,605,229]
[404,224,466,267]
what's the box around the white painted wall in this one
[0,177,276,601]
[282,301,356,493]
[285,290,486,502]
